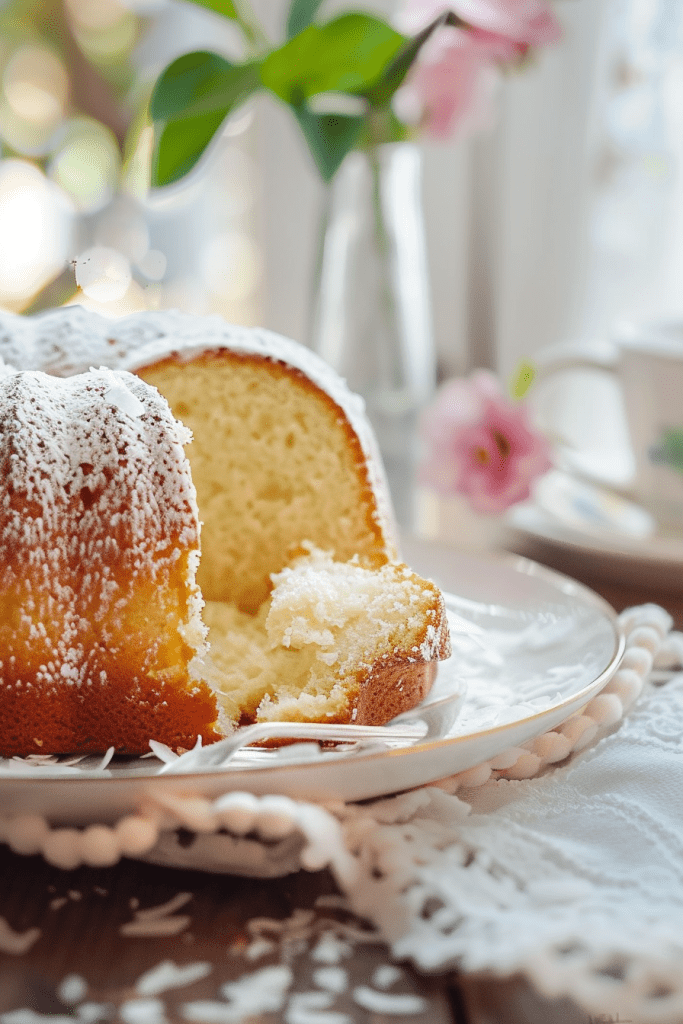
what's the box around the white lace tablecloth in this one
[144,607,683,1024]
[339,673,683,1023]
[3,605,683,1023]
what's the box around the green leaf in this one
[156,60,261,122]
[294,106,364,181]
[260,15,405,104]
[150,51,233,122]
[152,109,228,186]
[510,360,536,400]
[150,56,261,186]
[180,0,239,18]
[286,0,326,38]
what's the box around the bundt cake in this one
[0,367,220,756]
[0,308,451,754]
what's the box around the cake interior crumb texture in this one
[139,352,391,613]
[203,547,447,728]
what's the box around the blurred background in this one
[2,0,682,370]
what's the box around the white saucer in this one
[506,470,683,591]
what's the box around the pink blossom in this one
[396,0,561,47]
[394,27,495,138]
[419,370,553,514]
[454,0,561,45]
[393,0,561,137]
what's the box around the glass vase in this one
[309,142,436,529]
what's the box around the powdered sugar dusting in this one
[0,307,397,548]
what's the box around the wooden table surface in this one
[0,845,468,1023]
[2,532,680,1024]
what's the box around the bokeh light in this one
[0,159,73,309]
[65,0,138,60]
[95,195,150,263]
[74,245,132,301]
[49,117,121,213]
[67,278,148,316]
[1,45,68,156]
[201,231,261,302]
[0,1,260,320]
[138,249,167,280]
[66,0,129,33]
[4,45,68,123]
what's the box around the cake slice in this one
[203,546,449,729]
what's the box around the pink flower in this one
[393,0,561,137]
[396,0,561,47]
[455,0,561,45]
[419,370,553,514]
[393,27,498,138]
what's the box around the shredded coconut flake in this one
[284,991,350,1024]
[311,967,348,994]
[121,917,191,939]
[132,892,193,921]
[119,998,166,1024]
[57,974,87,1004]
[135,961,213,996]
[352,987,427,1015]
[0,917,41,955]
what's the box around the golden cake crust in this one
[0,368,220,756]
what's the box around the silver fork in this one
[157,719,428,774]
[158,614,470,775]
[157,683,468,774]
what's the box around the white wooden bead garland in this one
[431,603,677,793]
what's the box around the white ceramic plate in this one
[506,470,683,591]
[0,542,623,824]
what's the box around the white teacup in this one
[535,321,683,532]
